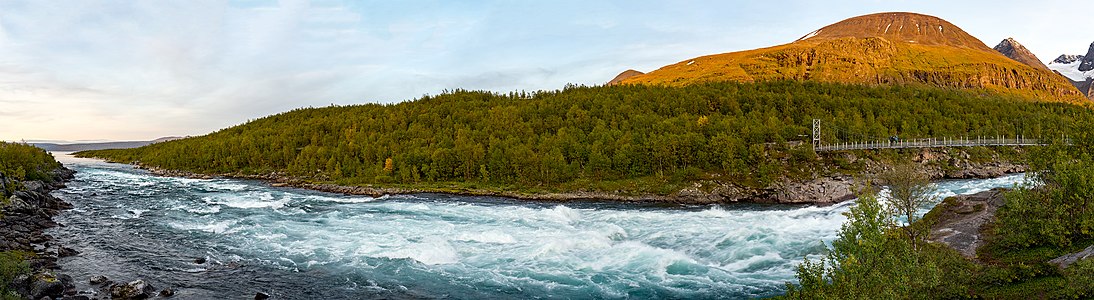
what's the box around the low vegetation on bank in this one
[783,134,1094,298]
[77,81,1094,197]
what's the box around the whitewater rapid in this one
[47,154,1025,299]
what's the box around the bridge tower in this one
[812,119,820,150]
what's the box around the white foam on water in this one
[544,205,582,224]
[380,237,460,265]
[171,220,238,234]
[322,196,377,203]
[182,205,221,214]
[130,209,148,218]
[454,231,517,244]
[202,192,291,209]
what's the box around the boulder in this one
[58,246,79,257]
[109,279,157,299]
[89,275,110,285]
[19,272,66,300]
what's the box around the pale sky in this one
[1,0,1090,141]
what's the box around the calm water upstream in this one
[47,153,1025,299]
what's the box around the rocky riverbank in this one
[1,166,79,299]
[131,147,1027,205]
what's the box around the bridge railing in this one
[815,137,1047,152]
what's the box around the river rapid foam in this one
[48,154,1025,299]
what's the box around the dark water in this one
[46,154,1025,299]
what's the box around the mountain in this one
[1053,54,1084,65]
[32,136,183,152]
[607,69,644,85]
[620,12,1086,104]
[1047,41,1094,100]
[1082,42,1094,71]
[1048,42,1094,82]
[993,38,1049,71]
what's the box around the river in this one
[46,154,1026,299]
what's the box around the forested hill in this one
[78,81,1092,196]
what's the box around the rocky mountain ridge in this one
[993,38,1049,71]
[1053,54,1084,64]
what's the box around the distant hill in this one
[620,12,1085,104]
[993,38,1049,71]
[607,69,644,85]
[33,137,183,152]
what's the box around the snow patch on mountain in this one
[1049,58,1094,82]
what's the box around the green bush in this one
[783,193,974,299]
[994,132,1094,249]
[0,251,29,297]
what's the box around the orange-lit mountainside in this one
[621,12,1085,104]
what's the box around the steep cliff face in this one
[993,38,1050,71]
[622,12,1086,104]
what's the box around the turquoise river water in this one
[47,154,1025,299]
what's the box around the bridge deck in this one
[815,138,1044,152]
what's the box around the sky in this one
[1,0,1090,142]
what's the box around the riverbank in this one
[0,165,77,299]
[120,147,1027,205]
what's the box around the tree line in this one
[79,81,1094,190]
[0,142,62,196]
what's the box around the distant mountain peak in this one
[1079,42,1094,72]
[1053,54,1085,64]
[1047,41,1094,84]
[993,37,1049,71]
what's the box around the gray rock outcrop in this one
[1049,245,1094,269]
[928,188,1007,259]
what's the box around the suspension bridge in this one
[810,119,1057,152]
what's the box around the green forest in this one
[79,81,1094,194]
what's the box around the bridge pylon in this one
[812,119,820,151]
